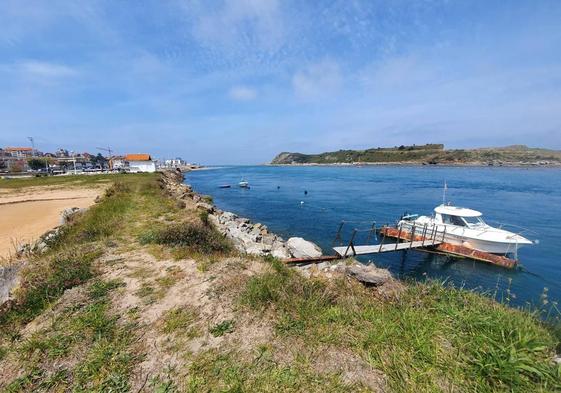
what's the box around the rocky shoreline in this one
[161,170,396,287]
[161,169,323,260]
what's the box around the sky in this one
[0,0,560,164]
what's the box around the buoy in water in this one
[304,190,308,195]
[300,201,304,205]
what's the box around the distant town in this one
[0,145,199,175]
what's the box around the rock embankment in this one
[160,170,292,258]
[160,170,395,288]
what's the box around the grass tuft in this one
[161,307,199,337]
[209,320,235,337]
[140,222,232,255]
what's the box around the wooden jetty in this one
[379,226,518,268]
[333,239,442,257]
[331,222,518,269]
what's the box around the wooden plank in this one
[333,239,441,256]
[284,255,341,264]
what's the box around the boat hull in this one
[439,235,525,254]
[399,220,530,255]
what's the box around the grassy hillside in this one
[271,144,561,165]
[1,172,559,392]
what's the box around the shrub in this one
[140,222,231,254]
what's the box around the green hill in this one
[271,144,561,166]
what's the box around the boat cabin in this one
[434,205,486,227]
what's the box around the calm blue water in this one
[187,166,561,306]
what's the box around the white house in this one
[163,158,186,168]
[125,154,156,173]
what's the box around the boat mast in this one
[442,181,447,205]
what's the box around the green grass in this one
[5,279,136,392]
[185,348,367,392]
[240,260,561,392]
[209,320,235,337]
[0,173,127,190]
[0,247,101,333]
[0,172,169,390]
[139,221,232,255]
[161,307,200,337]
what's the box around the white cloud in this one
[19,60,78,78]
[292,60,342,100]
[229,85,257,101]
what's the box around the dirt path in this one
[0,187,103,259]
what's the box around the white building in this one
[111,156,126,170]
[164,158,186,168]
[125,154,156,173]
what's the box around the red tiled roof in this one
[5,147,33,151]
[125,154,152,161]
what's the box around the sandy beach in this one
[0,187,104,259]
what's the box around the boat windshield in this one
[462,216,486,227]
[441,214,485,227]
[441,214,466,226]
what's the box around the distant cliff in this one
[271,144,561,166]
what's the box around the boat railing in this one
[484,220,538,238]
[333,220,448,255]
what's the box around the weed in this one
[210,320,235,337]
[199,210,209,225]
[161,307,199,337]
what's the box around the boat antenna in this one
[442,180,447,205]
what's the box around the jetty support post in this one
[366,222,377,244]
[409,225,416,249]
[395,223,403,250]
[332,221,345,248]
[344,229,358,257]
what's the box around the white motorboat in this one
[398,204,533,255]
[239,179,249,188]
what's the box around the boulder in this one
[286,237,323,258]
[345,264,391,286]
[60,207,85,224]
[271,244,291,259]
[196,202,214,212]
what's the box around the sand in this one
[0,187,104,259]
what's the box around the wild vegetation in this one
[271,144,561,165]
[0,172,559,392]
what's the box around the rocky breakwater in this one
[160,170,396,289]
[160,170,319,260]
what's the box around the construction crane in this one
[27,136,35,156]
[96,146,114,170]
[28,136,48,171]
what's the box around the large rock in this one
[60,207,85,224]
[345,264,391,286]
[286,237,323,258]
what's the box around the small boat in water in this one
[239,179,250,188]
[398,204,534,255]
[219,185,231,188]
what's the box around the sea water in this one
[187,165,561,307]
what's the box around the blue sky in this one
[1,0,560,164]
